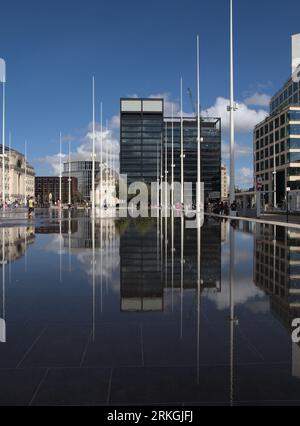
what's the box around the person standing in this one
[28,197,35,219]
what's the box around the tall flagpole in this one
[180,77,184,206]
[1,59,6,209]
[165,121,168,212]
[2,78,5,208]
[100,102,103,210]
[229,0,236,209]
[197,35,202,213]
[106,120,109,206]
[92,76,96,218]
[171,104,174,208]
[68,140,71,206]
[59,132,62,205]
[8,131,11,202]
[24,140,27,206]
[160,132,163,208]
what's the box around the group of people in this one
[209,200,238,217]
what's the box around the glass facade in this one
[270,79,300,114]
[120,100,163,185]
[62,161,100,200]
[120,99,221,201]
[164,117,221,201]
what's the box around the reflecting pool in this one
[1,212,300,406]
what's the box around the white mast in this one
[196,35,202,213]
[171,104,174,208]
[59,132,62,205]
[100,102,103,209]
[24,140,27,206]
[68,140,71,206]
[165,121,168,212]
[229,0,236,208]
[8,131,11,202]
[92,76,96,217]
[1,60,6,208]
[180,77,184,206]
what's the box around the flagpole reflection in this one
[100,217,103,313]
[171,208,174,311]
[180,213,184,339]
[92,218,96,341]
[68,209,71,273]
[1,228,6,343]
[229,223,237,405]
[197,213,201,385]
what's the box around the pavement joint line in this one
[205,213,300,229]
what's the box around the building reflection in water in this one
[119,215,222,311]
[254,223,300,379]
[0,226,35,343]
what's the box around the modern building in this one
[254,34,300,207]
[0,145,35,204]
[164,116,221,202]
[62,160,100,200]
[221,164,228,201]
[35,176,78,206]
[120,98,221,202]
[120,98,164,185]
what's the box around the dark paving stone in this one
[82,323,142,368]
[19,325,90,368]
[32,367,111,406]
[110,366,231,405]
[0,322,45,368]
[0,368,46,406]
[143,321,263,367]
[238,320,291,363]
[235,363,300,402]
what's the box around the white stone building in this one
[0,145,35,204]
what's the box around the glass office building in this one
[62,161,100,200]
[164,117,221,202]
[120,98,221,202]
[120,98,164,185]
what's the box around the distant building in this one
[62,161,100,200]
[0,145,35,203]
[35,176,78,206]
[93,166,118,208]
[221,165,228,200]
[253,34,300,207]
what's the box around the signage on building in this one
[256,178,263,191]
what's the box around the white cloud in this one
[244,93,271,107]
[36,123,120,175]
[202,97,268,133]
[236,167,253,189]
[222,142,252,160]
[110,115,120,130]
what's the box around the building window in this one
[289,152,300,163]
[288,124,300,135]
[289,138,300,149]
[289,111,300,121]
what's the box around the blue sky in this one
[0,0,299,187]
